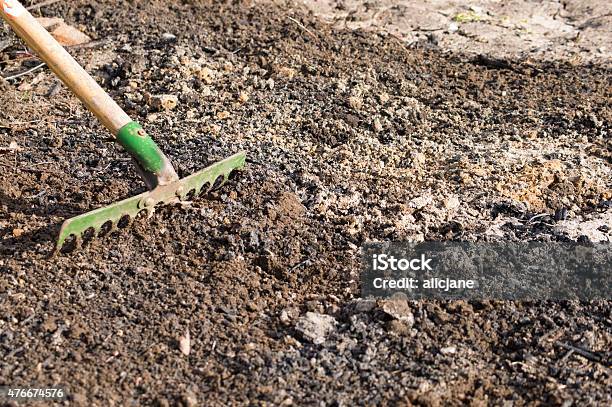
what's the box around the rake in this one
[1,0,246,251]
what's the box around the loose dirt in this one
[302,0,612,63]
[1,0,610,405]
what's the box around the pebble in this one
[373,117,383,133]
[238,91,249,103]
[217,111,231,120]
[440,346,457,354]
[161,32,177,42]
[444,196,460,210]
[179,330,190,356]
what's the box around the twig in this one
[3,62,46,81]
[27,0,62,11]
[555,342,606,365]
[288,16,317,40]
[527,213,549,224]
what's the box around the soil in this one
[302,0,612,63]
[1,0,611,405]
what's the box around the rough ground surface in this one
[1,0,611,405]
[302,0,612,63]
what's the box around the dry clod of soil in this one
[295,312,337,344]
[216,110,230,120]
[277,66,297,79]
[347,95,363,110]
[149,94,179,111]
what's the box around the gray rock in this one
[379,297,415,326]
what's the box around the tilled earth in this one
[0,0,611,405]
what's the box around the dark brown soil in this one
[1,1,610,405]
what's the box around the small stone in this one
[348,96,363,110]
[440,346,457,354]
[412,152,426,167]
[150,94,178,111]
[373,117,383,133]
[280,307,299,325]
[379,296,415,325]
[179,330,190,356]
[161,32,177,42]
[444,195,460,210]
[378,92,390,104]
[295,312,337,344]
[217,111,230,120]
[238,92,249,103]
[12,228,24,238]
[279,310,290,323]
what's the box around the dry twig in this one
[3,62,46,80]
[288,16,317,40]
[555,342,608,366]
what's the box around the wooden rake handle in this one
[1,0,131,134]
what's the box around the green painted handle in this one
[116,122,165,174]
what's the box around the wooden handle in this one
[1,0,131,135]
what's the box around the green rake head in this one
[57,151,246,252]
